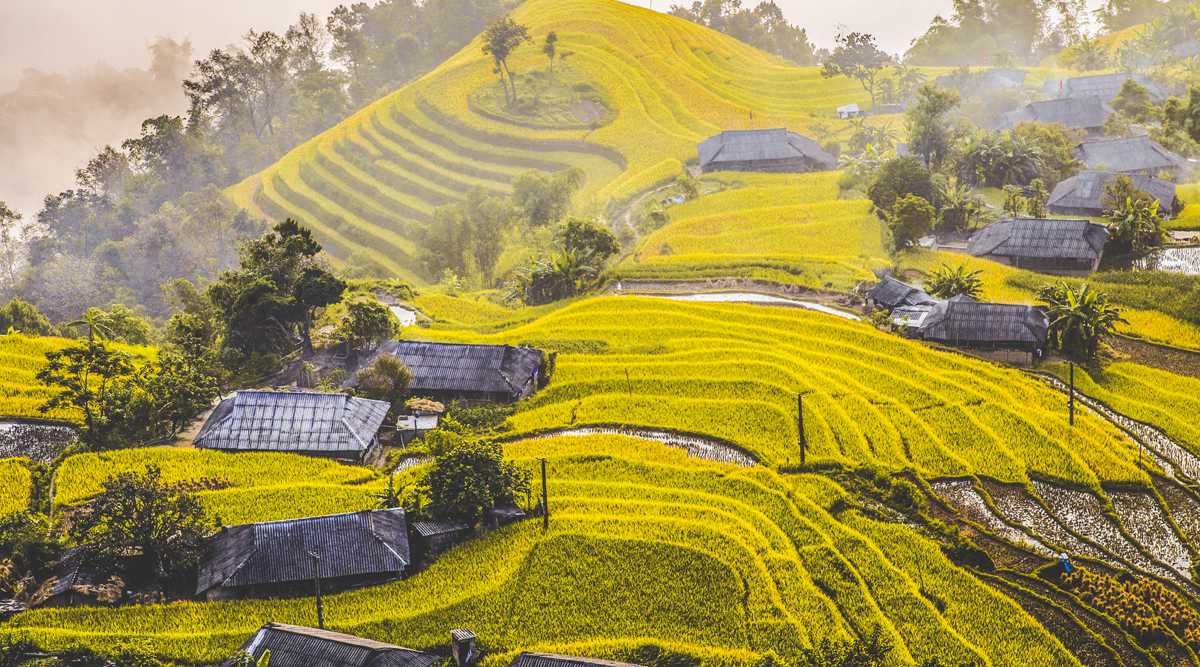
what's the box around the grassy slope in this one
[226,0,878,283]
[3,435,1074,666]
[412,296,1144,488]
[616,172,890,291]
[0,334,156,422]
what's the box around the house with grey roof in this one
[197,509,410,600]
[410,518,471,563]
[919,300,1049,365]
[509,653,644,667]
[194,390,389,465]
[1074,136,1190,180]
[866,275,936,312]
[1048,171,1178,217]
[233,623,440,667]
[697,128,836,173]
[1049,72,1166,104]
[360,341,545,404]
[936,68,1026,95]
[997,96,1111,134]
[968,218,1109,275]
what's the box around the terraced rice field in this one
[0,458,31,516]
[52,448,389,525]
[227,0,877,282]
[617,172,890,291]
[1,435,1075,665]
[411,296,1150,488]
[0,334,155,423]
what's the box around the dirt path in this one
[1112,335,1200,379]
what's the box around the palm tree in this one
[1038,282,1128,360]
[926,264,984,300]
[1103,177,1166,255]
[935,178,986,232]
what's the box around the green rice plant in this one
[0,458,31,516]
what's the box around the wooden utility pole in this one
[798,393,806,466]
[540,458,549,530]
[625,368,633,395]
[1068,362,1075,427]
[308,550,325,629]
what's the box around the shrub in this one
[887,194,935,250]
[867,157,934,213]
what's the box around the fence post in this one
[540,458,549,530]
[1068,362,1075,427]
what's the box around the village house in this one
[1048,72,1166,104]
[936,68,1026,94]
[1047,171,1178,217]
[1073,136,1190,180]
[865,275,936,312]
[696,128,836,173]
[194,390,390,465]
[196,509,411,600]
[38,548,104,608]
[409,518,472,564]
[919,300,1050,366]
[968,218,1109,275]
[361,340,546,404]
[997,97,1111,134]
[837,103,863,119]
[231,623,442,667]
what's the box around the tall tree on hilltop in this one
[482,16,532,105]
[821,32,892,108]
[543,32,558,71]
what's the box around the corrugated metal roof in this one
[1048,171,1176,214]
[197,509,410,596]
[697,129,835,169]
[1058,73,1166,103]
[367,341,543,399]
[921,301,1048,348]
[45,548,100,600]
[999,96,1111,130]
[241,623,441,667]
[410,519,470,538]
[509,653,645,667]
[195,390,388,454]
[968,218,1108,261]
[1074,136,1187,174]
[867,276,937,310]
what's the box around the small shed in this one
[194,390,389,465]
[410,519,471,563]
[197,509,411,600]
[968,218,1109,275]
[1051,72,1166,104]
[865,275,937,312]
[233,622,441,667]
[1073,136,1189,180]
[837,103,863,119]
[920,300,1049,365]
[365,341,545,404]
[39,548,104,608]
[697,128,836,174]
[998,97,1111,134]
[509,653,645,667]
[1047,171,1178,217]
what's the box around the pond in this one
[656,292,861,321]
[0,421,77,462]
[389,305,418,327]
[1134,246,1200,275]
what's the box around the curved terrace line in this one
[502,425,759,467]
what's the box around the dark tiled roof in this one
[1074,136,1188,174]
[410,519,470,538]
[371,341,543,399]
[197,509,410,596]
[867,276,936,310]
[1048,171,1177,214]
[969,218,1108,262]
[195,390,388,454]
[697,128,835,169]
[1056,73,1166,103]
[44,548,101,600]
[921,301,1049,348]
[509,653,645,667]
[239,623,441,667]
[999,96,1111,130]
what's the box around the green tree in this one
[558,217,620,264]
[1025,178,1049,218]
[69,466,210,588]
[36,338,154,450]
[926,264,984,299]
[821,32,892,107]
[511,168,584,228]
[0,299,55,336]
[420,190,516,286]
[543,32,558,71]
[355,354,413,417]
[1038,282,1128,360]
[336,299,399,351]
[935,178,985,232]
[1103,176,1165,255]
[1062,36,1109,71]
[425,439,531,524]
[1002,185,1026,217]
[868,157,935,213]
[1186,86,1200,145]
[958,131,1043,187]
[887,194,936,250]
[1111,79,1154,123]
[81,304,155,346]
[481,16,532,104]
[0,201,21,288]
[906,84,960,168]
[1011,122,1080,187]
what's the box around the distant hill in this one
[226,0,869,283]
